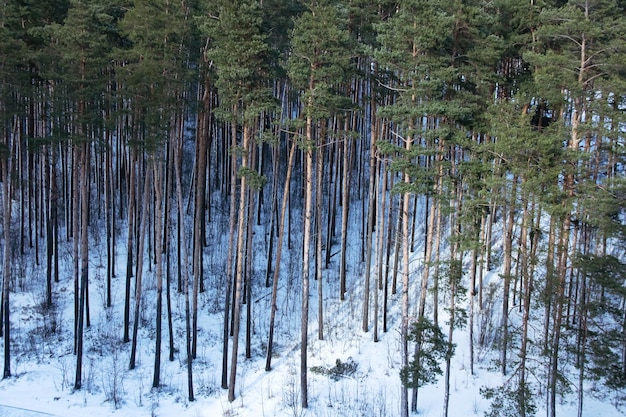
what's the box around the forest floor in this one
[1,206,625,417]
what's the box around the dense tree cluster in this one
[1,1,625,416]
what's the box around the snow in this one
[1,189,625,417]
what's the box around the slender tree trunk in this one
[339,126,350,301]
[45,150,54,308]
[300,97,315,409]
[75,142,90,389]
[72,146,79,353]
[519,196,537,417]
[106,127,115,308]
[228,122,251,403]
[2,144,12,379]
[123,150,136,343]
[265,139,297,371]
[379,160,389,333]
[221,116,238,389]
[152,157,164,388]
[129,158,151,370]
[469,231,478,376]
[174,136,194,402]
[264,143,279,288]
[362,98,377,333]
[315,128,325,340]
[192,94,209,358]
[501,175,517,376]
[543,215,557,353]
[400,132,412,417]
[245,154,256,359]
[549,215,570,417]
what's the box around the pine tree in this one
[288,0,352,407]
[200,0,274,402]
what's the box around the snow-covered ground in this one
[1,191,624,417]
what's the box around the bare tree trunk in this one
[72,146,79,353]
[228,122,251,403]
[245,145,257,359]
[469,231,478,376]
[123,149,136,343]
[164,142,175,362]
[400,130,412,417]
[174,136,194,402]
[362,97,377,333]
[2,141,12,379]
[501,175,518,376]
[265,140,297,370]
[549,215,570,417]
[152,156,164,388]
[315,128,325,340]
[300,101,315,409]
[339,126,350,301]
[105,126,115,308]
[265,143,279,288]
[519,196,538,417]
[75,142,90,389]
[221,117,238,389]
[379,160,390,333]
[129,157,152,370]
[192,92,209,358]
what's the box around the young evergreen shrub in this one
[481,382,536,417]
[400,317,452,389]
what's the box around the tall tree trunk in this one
[192,91,209,358]
[123,150,136,343]
[300,95,315,409]
[315,128,325,340]
[501,175,518,376]
[362,97,377,333]
[74,142,90,389]
[45,149,54,308]
[152,157,164,388]
[549,215,570,417]
[339,126,350,301]
[2,142,12,379]
[400,132,412,417]
[379,160,389,333]
[129,158,151,370]
[228,122,251,403]
[221,116,238,390]
[72,146,80,353]
[174,136,194,402]
[265,140,297,370]
[245,148,256,359]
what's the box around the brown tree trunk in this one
[2,140,12,379]
[74,141,90,389]
[339,124,351,301]
[315,126,325,340]
[265,139,297,371]
[228,122,251,402]
[300,92,315,408]
[174,135,194,402]
[152,156,164,388]
[501,175,518,376]
[123,149,136,343]
[129,157,152,370]
[221,116,238,390]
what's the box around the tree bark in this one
[74,141,90,389]
[129,157,151,370]
[152,156,164,388]
[228,122,251,402]
[2,141,12,379]
[265,139,297,371]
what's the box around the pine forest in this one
[0,1,625,416]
